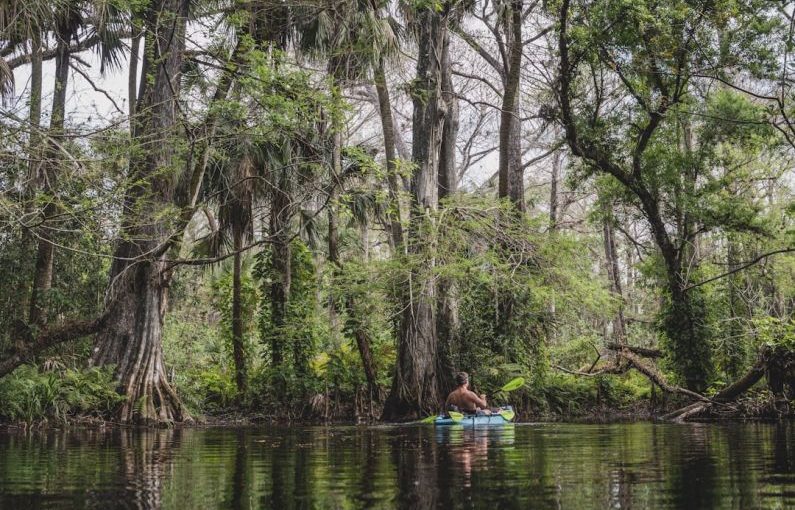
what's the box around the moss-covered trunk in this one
[91,0,191,424]
[383,7,447,421]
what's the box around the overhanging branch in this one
[0,310,113,378]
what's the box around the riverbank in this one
[2,388,791,430]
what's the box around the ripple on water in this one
[0,422,794,509]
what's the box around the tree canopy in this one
[0,0,794,424]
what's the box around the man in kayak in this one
[445,372,492,415]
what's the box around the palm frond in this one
[87,0,129,74]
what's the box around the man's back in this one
[445,387,487,413]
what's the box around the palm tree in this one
[27,0,81,327]
[195,149,255,398]
[26,0,129,326]
[295,0,401,401]
[1,0,56,322]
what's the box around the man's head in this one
[455,371,469,387]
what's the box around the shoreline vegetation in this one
[2,0,795,428]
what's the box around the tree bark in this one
[90,0,191,424]
[601,200,626,342]
[497,0,524,211]
[549,150,561,230]
[345,295,380,403]
[0,312,112,378]
[374,59,405,254]
[128,26,142,119]
[269,169,292,367]
[438,30,458,200]
[14,30,43,322]
[436,28,459,398]
[382,7,447,421]
[328,82,342,325]
[231,224,247,397]
[28,22,72,327]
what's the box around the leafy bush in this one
[0,365,123,423]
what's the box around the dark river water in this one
[0,422,793,509]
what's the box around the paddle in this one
[497,407,515,422]
[448,411,464,422]
[418,410,464,424]
[500,376,525,392]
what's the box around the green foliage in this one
[254,239,323,402]
[660,286,714,391]
[0,365,122,423]
[753,316,795,351]
[212,259,259,370]
[431,196,613,391]
[162,274,239,415]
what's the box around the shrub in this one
[0,365,123,423]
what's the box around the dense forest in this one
[0,0,794,425]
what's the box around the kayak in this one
[434,406,515,426]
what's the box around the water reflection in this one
[0,423,794,509]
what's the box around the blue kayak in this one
[434,406,515,426]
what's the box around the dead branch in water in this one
[555,340,793,422]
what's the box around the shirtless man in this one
[445,372,491,414]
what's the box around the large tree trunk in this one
[493,0,525,347]
[91,0,191,424]
[269,169,292,367]
[28,23,72,327]
[93,262,187,423]
[14,31,44,322]
[497,0,524,211]
[374,59,405,254]
[128,26,142,119]
[436,29,459,399]
[27,32,43,179]
[382,8,447,421]
[601,200,626,342]
[438,30,458,200]
[231,226,247,397]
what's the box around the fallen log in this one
[555,344,709,401]
[616,348,712,403]
[661,347,772,422]
[557,342,790,422]
[606,343,663,358]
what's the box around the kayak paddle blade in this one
[500,377,525,392]
[498,408,515,422]
[448,411,464,422]
[419,415,438,424]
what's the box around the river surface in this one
[0,422,794,509]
